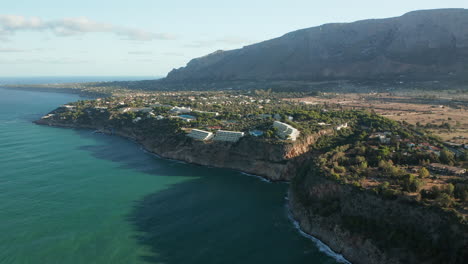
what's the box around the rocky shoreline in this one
[35,118,333,181]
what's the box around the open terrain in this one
[288,91,468,144]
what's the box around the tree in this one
[418,167,430,178]
[439,149,455,165]
[402,174,424,192]
[435,193,454,208]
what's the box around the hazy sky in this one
[1,0,467,77]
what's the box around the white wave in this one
[239,171,272,183]
[287,208,352,264]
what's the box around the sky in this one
[0,0,467,77]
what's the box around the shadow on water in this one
[72,129,337,264]
[74,129,190,177]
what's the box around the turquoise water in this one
[178,114,196,119]
[0,87,341,264]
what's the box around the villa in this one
[335,123,348,131]
[170,106,192,114]
[121,107,152,113]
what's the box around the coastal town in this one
[39,90,468,218]
[42,91,352,142]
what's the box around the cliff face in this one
[35,118,332,181]
[289,173,468,264]
[166,9,468,82]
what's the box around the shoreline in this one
[35,120,352,264]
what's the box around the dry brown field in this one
[287,92,468,144]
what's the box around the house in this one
[193,110,219,116]
[335,123,348,131]
[370,132,391,144]
[170,106,192,114]
[428,163,467,176]
[273,121,300,141]
[150,103,172,108]
[214,130,245,142]
[61,105,76,110]
[41,114,55,119]
[121,107,152,113]
[379,137,391,144]
[187,129,214,141]
[172,115,196,122]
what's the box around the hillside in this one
[166,9,468,82]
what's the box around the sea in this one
[0,77,346,264]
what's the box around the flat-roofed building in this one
[170,106,192,114]
[273,121,300,141]
[121,107,152,113]
[187,129,214,141]
[214,130,245,142]
[336,123,348,131]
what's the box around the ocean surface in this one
[0,77,343,264]
[0,76,159,85]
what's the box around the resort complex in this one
[273,121,300,141]
[213,130,245,142]
[187,129,214,141]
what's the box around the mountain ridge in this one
[165,9,468,82]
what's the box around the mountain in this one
[165,9,468,82]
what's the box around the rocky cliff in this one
[289,170,468,264]
[35,118,332,181]
[166,9,468,82]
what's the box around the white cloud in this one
[185,36,256,48]
[128,51,153,55]
[0,58,90,64]
[0,15,175,41]
[0,48,26,52]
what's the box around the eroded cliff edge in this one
[35,117,331,181]
[289,168,468,264]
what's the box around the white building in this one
[335,123,348,131]
[170,106,192,114]
[121,107,152,113]
[193,110,219,116]
[214,130,245,142]
[273,121,300,141]
[61,105,76,110]
[41,114,55,119]
[187,129,214,141]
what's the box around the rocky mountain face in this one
[166,9,468,82]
